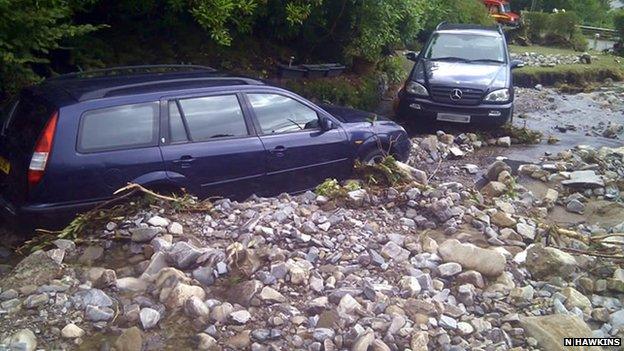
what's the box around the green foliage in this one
[519,11,587,50]
[315,178,360,199]
[0,0,101,98]
[378,56,409,85]
[510,0,612,27]
[354,155,412,187]
[423,0,494,32]
[615,10,624,38]
[285,75,380,111]
[190,0,259,46]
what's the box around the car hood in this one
[411,60,509,90]
[319,104,390,123]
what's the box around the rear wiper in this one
[469,59,505,63]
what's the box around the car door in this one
[243,92,351,194]
[159,93,266,200]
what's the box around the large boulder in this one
[485,161,511,181]
[520,315,600,351]
[438,239,506,277]
[524,244,577,280]
[0,251,63,290]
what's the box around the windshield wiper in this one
[469,59,505,64]
[429,56,470,62]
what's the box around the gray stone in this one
[140,307,160,329]
[116,277,147,293]
[562,170,604,189]
[130,227,160,242]
[23,293,48,309]
[85,305,114,321]
[61,323,85,338]
[438,239,506,277]
[313,328,335,342]
[6,329,37,351]
[229,310,251,324]
[381,241,410,262]
[525,244,577,280]
[169,241,203,269]
[437,262,462,277]
[75,289,113,307]
[566,199,585,214]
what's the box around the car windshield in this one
[424,33,506,63]
[501,4,511,13]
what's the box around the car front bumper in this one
[397,94,513,126]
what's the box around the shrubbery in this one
[513,11,587,51]
[284,75,381,111]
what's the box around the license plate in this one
[0,157,10,175]
[437,113,471,123]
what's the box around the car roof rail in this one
[436,21,448,30]
[76,77,264,101]
[436,22,503,33]
[47,64,218,81]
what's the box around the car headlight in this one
[405,81,428,96]
[484,89,510,102]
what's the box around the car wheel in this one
[361,149,387,165]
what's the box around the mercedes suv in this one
[396,23,524,127]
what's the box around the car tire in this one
[360,149,387,165]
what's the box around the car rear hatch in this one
[0,92,57,209]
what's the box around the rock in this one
[520,315,598,351]
[399,276,422,296]
[457,321,474,335]
[130,227,160,242]
[438,239,506,277]
[78,245,104,264]
[85,305,114,321]
[1,251,63,289]
[352,331,375,351]
[197,333,218,350]
[313,328,335,342]
[6,329,37,351]
[211,302,234,323]
[525,244,577,280]
[287,260,312,285]
[497,137,511,147]
[610,309,624,330]
[141,251,169,279]
[544,188,559,204]
[169,241,203,269]
[115,327,143,351]
[480,181,507,198]
[259,286,286,303]
[53,239,76,251]
[185,295,210,318]
[227,280,262,307]
[224,330,251,349]
[437,262,462,277]
[381,241,410,262]
[337,294,361,316]
[410,331,429,351]
[566,199,585,214]
[348,189,367,206]
[229,310,252,324]
[140,307,160,330]
[23,293,48,308]
[485,161,511,181]
[148,215,169,227]
[76,288,113,307]
[561,287,589,309]
[165,283,206,309]
[61,323,85,338]
[116,277,147,293]
[516,223,536,240]
[562,170,604,189]
[491,211,517,227]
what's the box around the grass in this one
[509,44,624,87]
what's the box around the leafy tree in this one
[0,0,101,97]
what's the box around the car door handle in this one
[173,155,195,164]
[270,146,287,155]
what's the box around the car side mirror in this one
[405,51,420,62]
[320,116,335,131]
[511,60,525,69]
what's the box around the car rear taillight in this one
[28,111,58,188]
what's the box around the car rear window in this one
[177,95,248,141]
[78,102,159,153]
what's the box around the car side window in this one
[177,95,248,141]
[168,102,188,143]
[247,93,319,134]
[78,102,159,153]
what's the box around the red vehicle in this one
[484,0,521,27]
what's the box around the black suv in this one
[396,23,524,127]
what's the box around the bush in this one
[285,75,381,111]
[378,56,408,85]
[516,11,586,50]
[615,10,624,38]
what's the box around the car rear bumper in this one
[397,94,513,126]
[0,195,102,230]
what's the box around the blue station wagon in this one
[0,66,410,229]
